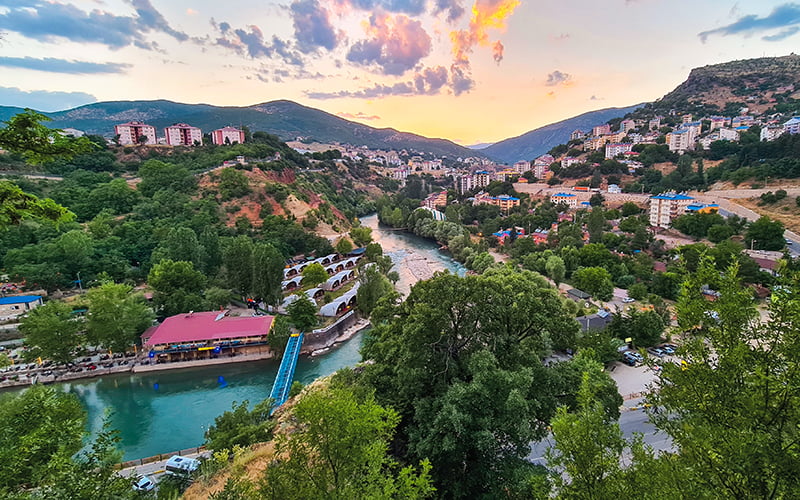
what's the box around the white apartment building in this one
[592,124,611,136]
[114,121,157,145]
[649,192,694,228]
[761,125,785,142]
[165,123,203,146]
[604,142,633,159]
[212,126,245,145]
[784,117,800,135]
[551,192,578,208]
[718,128,740,141]
[666,129,697,153]
[562,156,581,167]
[513,160,530,174]
[620,119,636,132]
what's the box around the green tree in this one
[301,262,328,287]
[586,207,605,243]
[223,236,254,295]
[0,181,74,229]
[205,399,275,452]
[349,226,373,247]
[85,283,154,352]
[267,315,292,359]
[627,282,648,300]
[0,110,93,164]
[335,237,354,255]
[287,295,317,332]
[258,385,434,500]
[608,309,665,347]
[620,201,641,217]
[356,265,393,317]
[147,259,207,316]
[205,287,233,309]
[150,226,206,270]
[137,160,196,197]
[572,267,614,301]
[706,224,734,243]
[364,242,383,261]
[745,216,785,250]
[545,255,566,285]
[251,243,284,306]
[20,301,82,364]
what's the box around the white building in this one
[620,119,636,133]
[570,129,586,141]
[761,125,785,142]
[607,184,622,194]
[784,117,800,135]
[718,128,740,141]
[512,160,530,174]
[114,121,157,145]
[551,192,578,208]
[708,116,727,131]
[649,192,694,228]
[457,175,473,194]
[212,126,245,145]
[666,129,697,153]
[604,142,633,159]
[562,156,581,167]
[164,123,203,146]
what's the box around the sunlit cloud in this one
[545,70,572,87]
[0,56,130,74]
[336,111,381,120]
[347,13,432,75]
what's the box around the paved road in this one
[527,407,672,466]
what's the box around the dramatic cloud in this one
[336,111,381,120]
[545,70,571,86]
[0,56,130,74]
[449,0,521,95]
[0,86,97,112]
[291,0,342,53]
[432,0,466,22]
[307,65,451,99]
[0,0,189,50]
[699,3,800,42]
[212,22,304,65]
[347,14,432,75]
[335,0,427,15]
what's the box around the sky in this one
[0,1,799,145]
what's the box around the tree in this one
[364,242,383,261]
[620,201,641,217]
[572,267,614,301]
[0,181,73,229]
[301,262,328,287]
[545,255,566,285]
[257,385,434,499]
[745,216,785,251]
[0,110,93,164]
[362,268,580,497]
[147,259,207,316]
[586,207,605,243]
[19,301,83,364]
[349,226,373,247]
[608,309,665,347]
[205,287,232,309]
[223,236,254,295]
[267,315,292,359]
[150,226,206,270]
[205,399,275,452]
[589,192,605,207]
[86,283,154,352]
[251,243,284,306]
[137,160,196,197]
[707,224,734,243]
[335,237,354,255]
[356,265,393,317]
[627,282,648,300]
[287,295,317,332]
[217,168,251,200]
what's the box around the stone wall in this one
[302,311,359,354]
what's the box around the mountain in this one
[481,104,643,164]
[648,54,800,116]
[0,99,481,159]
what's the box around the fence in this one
[116,446,207,470]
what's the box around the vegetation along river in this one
[6,213,466,461]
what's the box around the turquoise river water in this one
[6,213,466,460]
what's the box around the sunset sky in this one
[1,0,799,144]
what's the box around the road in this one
[527,407,672,466]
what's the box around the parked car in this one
[648,348,666,358]
[132,475,156,492]
[661,345,675,355]
[622,352,638,366]
[622,297,635,303]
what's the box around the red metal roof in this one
[143,312,274,347]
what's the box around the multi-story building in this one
[682,121,703,136]
[212,126,245,145]
[491,195,520,212]
[607,184,622,194]
[732,115,755,128]
[784,117,800,135]
[512,160,530,174]
[114,121,157,145]
[604,142,634,159]
[457,175,473,194]
[682,114,693,123]
[592,124,611,137]
[422,191,448,210]
[709,116,728,131]
[761,125,785,142]
[718,128,740,141]
[666,129,697,153]
[562,156,581,168]
[164,123,203,146]
[473,170,492,189]
[649,192,694,228]
[570,129,586,141]
[584,135,609,151]
[551,192,578,208]
[620,119,636,133]
[649,116,662,130]
[494,170,517,182]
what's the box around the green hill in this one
[0,99,481,159]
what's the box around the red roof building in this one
[143,311,274,360]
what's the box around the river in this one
[5,213,466,461]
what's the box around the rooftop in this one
[651,192,694,201]
[143,311,274,347]
[0,295,42,305]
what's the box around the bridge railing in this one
[269,332,304,414]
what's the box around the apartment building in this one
[666,129,697,153]
[649,192,694,228]
[165,123,203,146]
[604,142,633,159]
[212,126,245,145]
[114,121,157,145]
[551,192,578,208]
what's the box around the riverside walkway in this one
[269,332,304,414]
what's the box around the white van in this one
[165,455,200,476]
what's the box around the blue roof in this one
[651,193,693,201]
[493,195,519,201]
[552,192,576,197]
[0,295,41,305]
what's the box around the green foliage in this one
[300,262,328,287]
[251,243,284,306]
[627,282,648,300]
[0,181,73,229]
[545,255,566,285]
[217,168,251,200]
[0,110,94,165]
[620,201,642,217]
[267,315,292,359]
[86,282,154,352]
[608,309,665,347]
[672,212,726,239]
[205,400,275,452]
[356,265,393,317]
[137,160,196,198]
[147,259,207,316]
[349,226,373,247]
[335,237,354,255]
[572,267,614,301]
[362,268,579,497]
[287,295,317,332]
[20,301,82,364]
[745,216,785,250]
[204,287,233,309]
